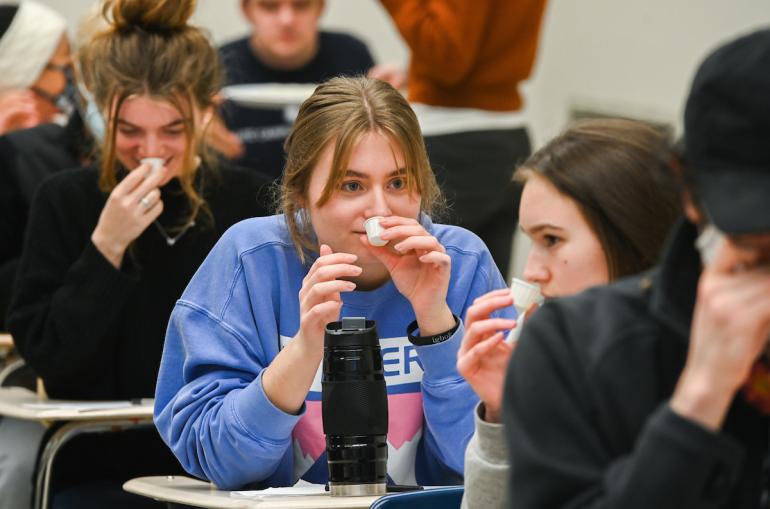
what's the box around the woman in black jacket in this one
[6,0,272,507]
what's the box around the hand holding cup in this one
[91,161,168,268]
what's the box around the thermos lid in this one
[325,317,379,348]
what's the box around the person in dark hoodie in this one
[0,1,70,136]
[503,29,770,509]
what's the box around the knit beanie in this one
[0,1,67,94]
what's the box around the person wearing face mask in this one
[455,118,681,509]
[154,75,513,490]
[0,1,83,331]
[5,0,272,507]
[0,7,98,508]
[500,30,770,509]
[0,1,72,135]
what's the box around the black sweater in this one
[7,163,271,401]
[219,31,374,178]
[504,219,768,508]
[0,114,91,329]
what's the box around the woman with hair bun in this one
[6,0,271,507]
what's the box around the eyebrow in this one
[344,168,407,179]
[116,119,187,129]
[520,223,565,235]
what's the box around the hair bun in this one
[104,0,195,32]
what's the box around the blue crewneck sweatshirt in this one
[154,214,513,489]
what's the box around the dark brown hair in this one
[280,76,444,262]
[516,118,681,280]
[78,0,222,230]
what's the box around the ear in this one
[682,192,704,226]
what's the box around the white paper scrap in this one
[22,401,138,412]
[231,480,326,498]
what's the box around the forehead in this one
[346,131,405,170]
[308,131,406,193]
[729,232,770,251]
[116,95,185,125]
[247,0,319,9]
[318,130,405,174]
[519,174,582,227]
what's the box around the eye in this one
[258,1,280,12]
[543,234,561,248]
[341,181,362,192]
[389,177,406,190]
[163,128,185,136]
[117,127,140,137]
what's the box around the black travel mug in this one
[322,317,388,496]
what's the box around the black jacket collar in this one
[649,217,703,341]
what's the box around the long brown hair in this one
[516,118,681,279]
[78,0,222,230]
[280,76,444,263]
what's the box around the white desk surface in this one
[0,386,153,422]
[221,83,316,108]
[124,476,382,509]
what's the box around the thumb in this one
[319,243,333,257]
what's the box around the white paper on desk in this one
[231,480,326,498]
[22,401,137,412]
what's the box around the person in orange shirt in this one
[379,0,547,278]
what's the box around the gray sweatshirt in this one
[461,402,509,509]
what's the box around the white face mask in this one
[695,223,726,267]
[76,82,105,143]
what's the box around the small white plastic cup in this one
[141,157,164,175]
[364,216,388,247]
[506,278,544,342]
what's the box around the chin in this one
[351,247,381,265]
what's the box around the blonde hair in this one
[78,0,222,230]
[280,76,443,263]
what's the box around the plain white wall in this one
[37,0,770,145]
[39,0,770,142]
[33,0,770,278]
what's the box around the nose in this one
[277,5,296,25]
[364,186,392,219]
[522,248,549,287]
[138,133,161,158]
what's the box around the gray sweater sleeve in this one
[461,402,510,509]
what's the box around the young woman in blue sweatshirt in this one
[154,76,512,490]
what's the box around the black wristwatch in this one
[406,315,460,346]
